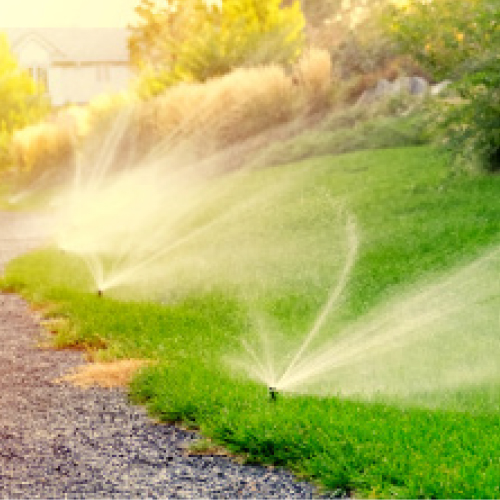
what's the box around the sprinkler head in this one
[269,386,278,402]
[97,289,103,297]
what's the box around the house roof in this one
[2,28,130,63]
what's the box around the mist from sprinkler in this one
[233,210,359,397]
[50,106,247,297]
[50,103,316,301]
[239,242,500,405]
[32,94,500,409]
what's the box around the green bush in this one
[441,54,500,173]
[385,0,498,80]
[332,27,396,80]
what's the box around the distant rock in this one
[409,76,429,95]
[430,80,452,96]
[391,76,411,94]
[356,76,451,106]
[373,78,394,98]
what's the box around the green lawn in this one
[3,146,500,498]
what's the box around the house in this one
[3,28,132,106]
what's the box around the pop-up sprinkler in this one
[97,289,103,297]
[269,386,278,402]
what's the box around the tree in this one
[385,0,498,80]
[129,0,305,95]
[129,0,187,69]
[0,33,49,171]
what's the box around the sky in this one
[0,0,141,28]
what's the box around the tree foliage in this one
[385,0,498,80]
[129,0,305,96]
[0,34,49,170]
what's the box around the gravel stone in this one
[0,210,324,498]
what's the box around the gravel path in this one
[0,210,322,499]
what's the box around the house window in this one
[29,66,49,91]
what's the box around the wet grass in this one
[3,146,500,498]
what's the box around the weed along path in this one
[0,211,321,499]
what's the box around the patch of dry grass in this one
[37,315,108,356]
[55,359,154,388]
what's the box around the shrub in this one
[0,33,49,174]
[86,92,135,134]
[135,82,208,151]
[384,0,498,80]
[440,54,500,173]
[332,27,397,81]
[138,64,298,151]
[207,65,298,145]
[325,2,428,106]
[7,104,96,181]
[10,121,75,179]
[293,48,333,113]
[55,106,90,140]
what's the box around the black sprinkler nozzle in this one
[97,289,103,297]
[269,386,278,402]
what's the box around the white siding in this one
[48,64,131,106]
[47,66,64,105]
